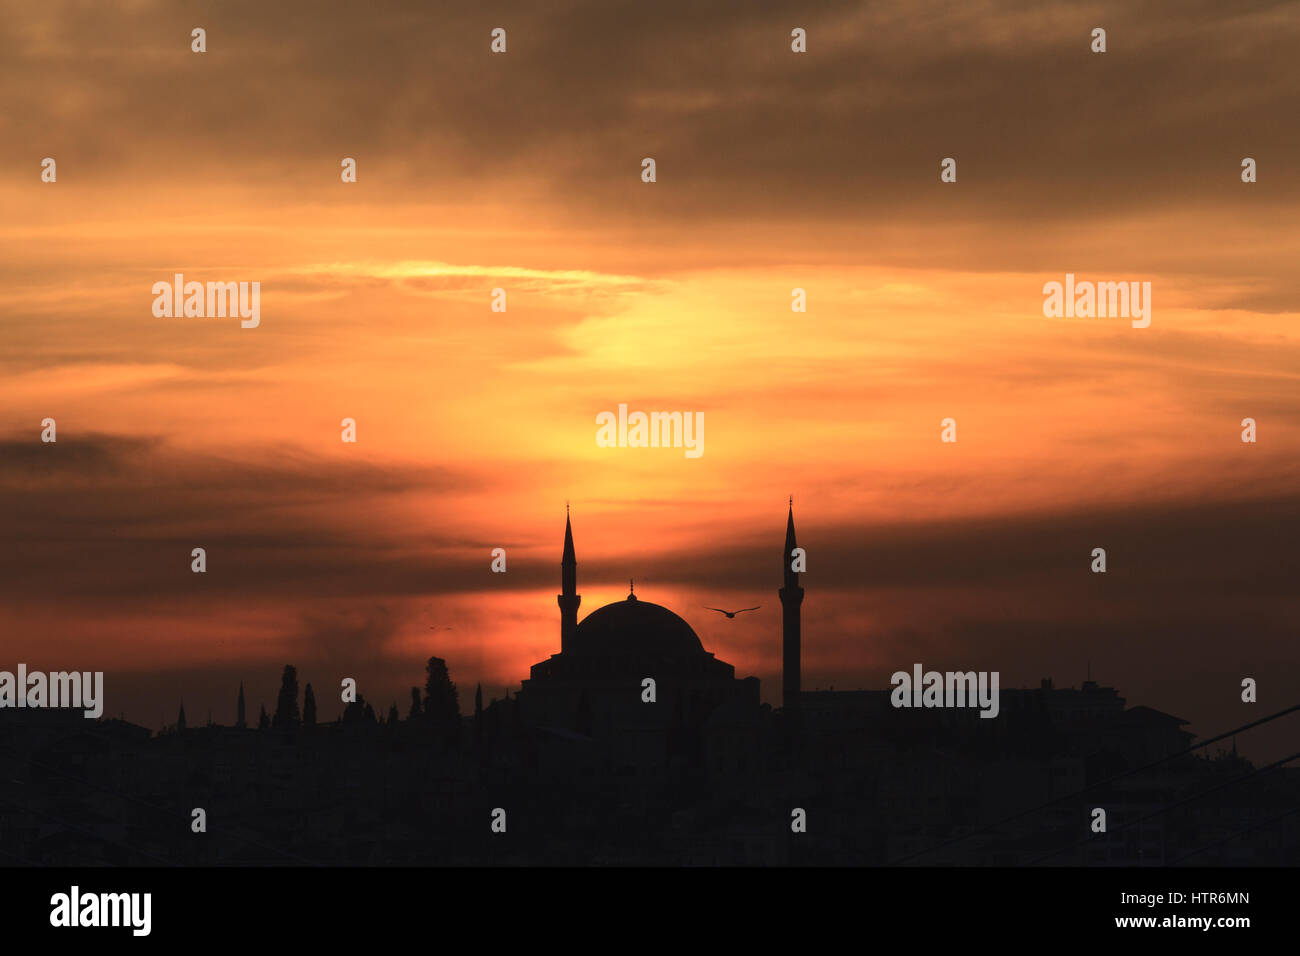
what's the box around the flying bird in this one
[428,625,453,631]
[703,606,761,619]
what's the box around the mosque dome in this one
[569,592,704,658]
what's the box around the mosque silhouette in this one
[515,508,764,742]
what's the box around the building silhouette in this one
[516,511,759,768]
[1,502,1297,866]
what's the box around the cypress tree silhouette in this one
[474,683,483,748]
[272,664,300,730]
[177,702,187,733]
[343,693,372,725]
[257,704,269,731]
[303,683,317,726]
[408,686,421,720]
[423,656,460,747]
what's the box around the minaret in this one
[236,681,246,728]
[558,505,581,653]
[779,497,804,716]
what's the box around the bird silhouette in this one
[427,625,453,631]
[703,606,760,619]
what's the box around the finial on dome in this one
[628,578,636,601]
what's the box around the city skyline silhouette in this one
[3,501,1296,867]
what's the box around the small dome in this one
[570,597,704,658]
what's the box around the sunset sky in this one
[1,0,1298,758]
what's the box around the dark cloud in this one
[0,432,159,480]
[5,0,1297,230]
[0,431,503,599]
[4,430,1296,615]
[628,490,1300,599]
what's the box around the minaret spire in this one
[779,498,804,719]
[562,511,576,570]
[558,508,581,652]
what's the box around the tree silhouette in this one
[343,693,373,725]
[423,656,460,747]
[303,683,317,726]
[272,664,300,730]
[387,702,399,725]
[177,702,187,733]
[474,683,483,749]
[257,704,269,731]
[408,687,421,720]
